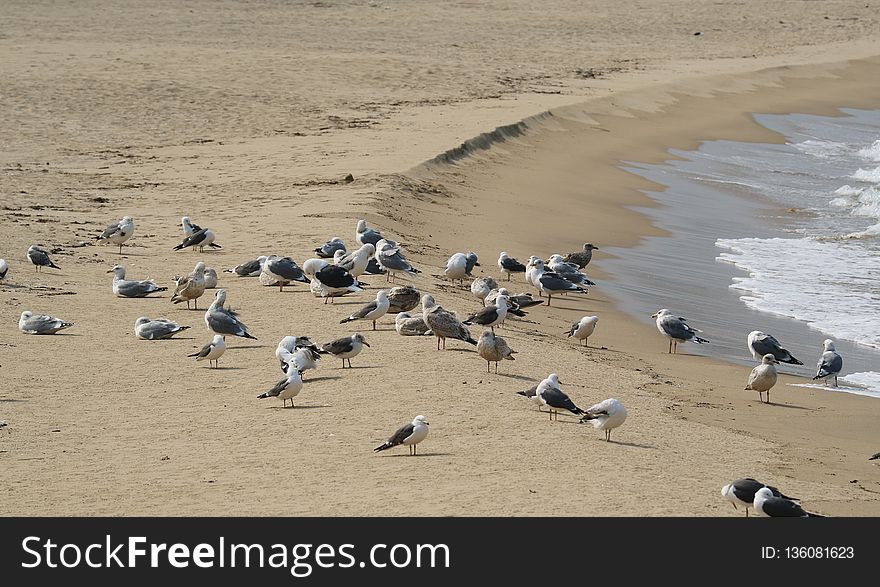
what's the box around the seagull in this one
[536,373,586,421]
[444,253,469,284]
[387,285,421,313]
[262,255,309,292]
[134,316,190,340]
[18,311,73,334]
[204,267,218,289]
[310,264,363,303]
[340,290,390,330]
[363,257,386,275]
[547,254,596,287]
[745,354,779,404]
[747,331,802,364]
[0,258,7,280]
[27,245,60,272]
[476,330,516,373]
[528,259,588,305]
[579,398,627,441]
[320,333,370,368]
[721,478,797,517]
[334,243,376,278]
[181,216,202,237]
[95,216,135,254]
[486,288,542,312]
[470,276,498,306]
[567,316,599,347]
[171,261,207,309]
[421,294,477,350]
[302,257,329,278]
[257,367,304,408]
[374,415,430,456]
[563,243,599,268]
[515,384,542,410]
[498,252,527,281]
[651,309,709,354]
[225,256,268,277]
[356,219,384,246]
[107,265,167,298]
[187,334,226,368]
[282,346,322,379]
[395,312,433,336]
[375,239,419,282]
[204,289,257,340]
[463,294,513,333]
[173,228,221,253]
[464,252,480,275]
[314,237,346,259]
[754,487,823,517]
[276,335,323,373]
[812,339,843,387]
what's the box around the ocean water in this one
[598,108,880,398]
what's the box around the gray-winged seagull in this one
[320,333,370,368]
[747,331,802,364]
[374,415,429,456]
[651,309,709,354]
[134,316,190,340]
[721,478,797,517]
[108,265,167,298]
[27,245,60,272]
[812,339,843,387]
[19,311,73,334]
[188,334,226,368]
[95,216,135,254]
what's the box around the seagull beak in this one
[363,342,371,347]
[651,312,658,318]
[106,268,115,273]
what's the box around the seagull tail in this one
[340,317,355,324]
[693,335,710,344]
[256,391,276,399]
[465,336,477,345]
[806,512,825,518]
[241,332,257,340]
[187,351,200,357]
[60,322,74,329]
[784,356,804,365]
[49,261,61,269]
[208,243,222,249]
[172,243,186,251]
[154,287,169,293]
[373,442,392,452]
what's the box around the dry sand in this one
[1,1,879,516]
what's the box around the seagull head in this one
[214,289,228,305]
[413,415,429,426]
[547,373,560,386]
[651,309,670,319]
[354,333,370,347]
[754,487,774,502]
[376,289,388,301]
[762,354,779,365]
[134,316,151,327]
[194,261,207,273]
[333,250,346,263]
[584,243,598,251]
[479,330,494,342]
[20,311,33,321]
[823,339,836,352]
[107,264,125,277]
[421,294,437,311]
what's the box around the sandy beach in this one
[1,1,879,516]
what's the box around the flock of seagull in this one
[0,213,850,516]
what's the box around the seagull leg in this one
[495,362,498,374]
[745,508,749,518]
[118,244,123,254]
[487,361,490,373]
[372,320,376,330]
[546,294,551,306]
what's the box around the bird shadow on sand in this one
[760,402,815,411]
[603,440,657,449]
[226,345,268,351]
[491,372,539,382]
[0,398,28,403]
[381,452,454,458]
[333,365,383,370]
[267,404,331,411]
[302,376,342,383]
[206,366,244,371]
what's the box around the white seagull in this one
[528,259,588,305]
[356,219,384,246]
[395,312,433,336]
[374,415,430,456]
[0,258,8,280]
[187,334,226,368]
[444,253,469,284]
[580,398,627,441]
[257,367,304,408]
[567,316,599,347]
[95,216,135,254]
[334,243,376,278]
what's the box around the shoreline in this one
[395,53,880,515]
[2,5,880,515]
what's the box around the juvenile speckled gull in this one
[374,415,430,456]
[421,294,477,350]
[470,276,498,306]
[563,243,598,268]
[476,330,516,373]
[386,285,421,313]
[171,261,207,309]
[745,354,778,404]
[395,312,433,336]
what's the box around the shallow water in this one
[599,108,880,397]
